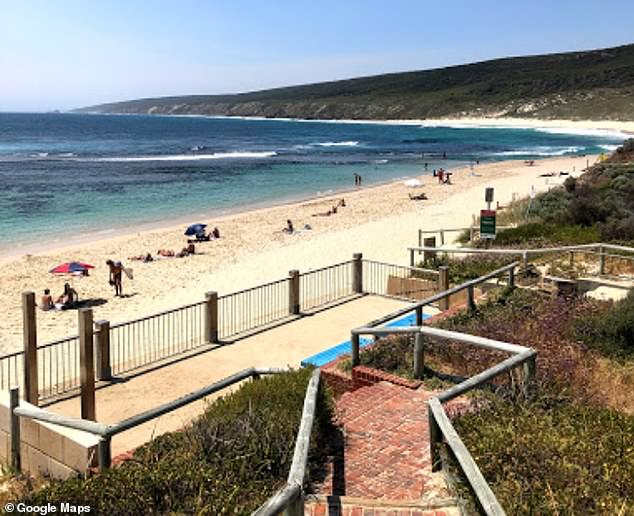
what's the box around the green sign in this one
[480,209,496,239]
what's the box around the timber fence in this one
[348,263,533,516]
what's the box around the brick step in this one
[305,495,460,516]
[314,381,454,502]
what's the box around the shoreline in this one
[0,154,595,353]
[82,112,634,137]
[0,163,468,261]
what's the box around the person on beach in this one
[55,283,78,309]
[106,259,123,296]
[438,169,444,184]
[40,289,54,311]
[337,198,346,208]
[212,227,220,239]
[353,173,359,186]
[284,220,294,233]
[158,249,175,257]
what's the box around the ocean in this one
[0,113,625,249]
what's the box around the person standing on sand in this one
[106,259,123,297]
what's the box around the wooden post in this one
[522,355,537,400]
[423,236,437,264]
[440,230,445,246]
[22,291,38,406]
[522,251,529,275]
[98,437,112,470]
[351,333,360,367]
[599,245,605,275]
[288,270,300,315]
[467,285,476,313]
[204,291,219,343]
[9,387,21,471]
[409,248,415,267]
[94,320,111,381]
[429,409,443,472]
[413,333,424,380]
[438,266,449,311]
[418,229,423,255]
[79,309,96,421]
[509,266,515,288]
[352,253,363,293]
[416,305,424,326]
[569,251,574,270]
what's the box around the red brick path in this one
[313,381,463,508]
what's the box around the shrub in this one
[452,397,634,515]
[580,289,634,357]
[418,255,515,284]
[23,369,336,515]
[493,222,599,247]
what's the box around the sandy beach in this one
[0,154,594,354]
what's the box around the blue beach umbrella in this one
[184,223,207,236]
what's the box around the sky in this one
[1,0,633,112]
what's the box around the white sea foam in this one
[493,146,584,157]
[312,141,359,147]
[84,151,277,162]
[533,127,630,139]
[599,144,620,151]
[374,159,389,164]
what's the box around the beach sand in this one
[0,154,594,353]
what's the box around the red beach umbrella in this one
[49,261,95,274]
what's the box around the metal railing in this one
[254,368,321,516]
[300,260,354,311]
[12,367,289,468]
[110,301,206,376]
[218,278,291,339]
[10,366,320,516]
[37,335,81,399]
[357,262,518,341]
[350,272,536,516]
[363,259,439,301]
[0,350,23,394]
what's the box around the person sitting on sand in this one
[187,243,195,254]
[40,289,54,311]
[283,220,294,233]
[212,227,220,239]
[338,198,346,207]
[177,247,189,258]
[55,283,78,309]
[158,249,175,257]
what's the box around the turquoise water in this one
[0,113,624,247]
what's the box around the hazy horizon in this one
[2,0,634,112]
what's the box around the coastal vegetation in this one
[77,44,634,121]
[17,369,335,515]
[486,139,634,247]
[353,288,634,514]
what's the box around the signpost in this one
[480,209,496,240]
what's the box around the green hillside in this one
[77,43,634,120]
